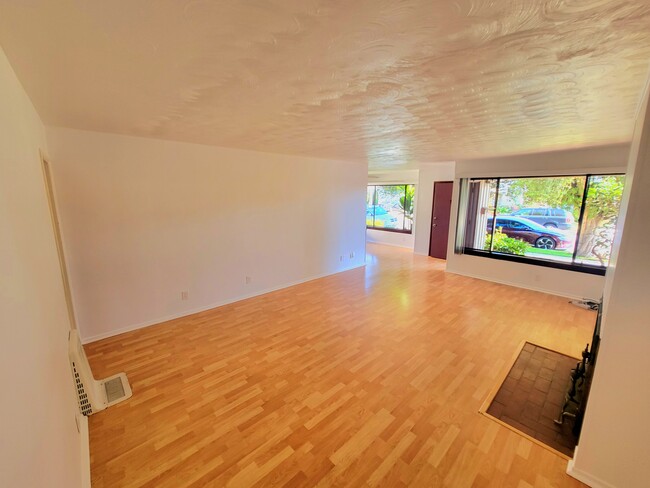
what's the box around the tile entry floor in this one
[487,343,580,457]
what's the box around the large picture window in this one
[459,174,624,275]
[366,185,415,233]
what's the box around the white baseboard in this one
[445,269,597,302]
[81,263,366,344]
[566,447,616,488]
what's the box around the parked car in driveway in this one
[487,216,573,250]
[509,207,574,229]
[366,205,399,228]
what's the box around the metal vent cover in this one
[104,376,126,404]
[69,329,132,415]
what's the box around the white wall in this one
[46,127,367,343]
[568,81,650,488]
[453,145,628,179]
[413,162,456,255]
[444,145,630,299]
[366,170,418,249]
[0,48,87,488]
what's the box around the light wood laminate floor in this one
[86,244,593,487]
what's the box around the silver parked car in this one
[510,207,575,229]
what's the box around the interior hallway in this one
[85,244,593,487]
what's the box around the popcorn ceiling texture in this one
[1,0,649,167]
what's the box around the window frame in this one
[366,184,415,234]
[459,173,624,276]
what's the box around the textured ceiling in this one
[1,0,650,168]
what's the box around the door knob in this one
[432,223,437,228]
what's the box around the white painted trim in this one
[81,263,366,344]
[566,447,616,488]
[445,269,597,301]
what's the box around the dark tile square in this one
[502,377,518,393]
[510,367,524,380]
[527,389,546,407]
[528,358,543,373]
[534,377,551,393]
[539,367,555,381]
[518,378,535,393]
[521,402,540,422]
[532,348,547,360]
[522,369,537,381]
[542,358,557,371]
[546,389,565,407]
[503,400,526,418]
[550,377,569,392]
[511,389,529,404]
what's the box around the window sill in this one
[462,248,607,276]
[366,227,413,235]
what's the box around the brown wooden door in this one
[429,181,453,259]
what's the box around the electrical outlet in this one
[181,291,189,300]
[339,255,344,262]
[349,252,355,259]
[245,276,252,284]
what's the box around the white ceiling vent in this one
[68,330,132,416]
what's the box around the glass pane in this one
[366,186,376,227]
[366,185,414,233]
[463,179,498,250]
[373,185,405,230]
[494,176,585,262]
[403,185,415,232]
[574,175,625,268]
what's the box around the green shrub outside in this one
[485,227,530,255]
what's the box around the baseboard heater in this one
[68,329,132,415]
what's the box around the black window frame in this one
[460,173,624,276]
[366,184,415,234]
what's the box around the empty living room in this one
[2,1,650,487]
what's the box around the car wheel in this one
[535,236,556,250]
[543,222,558,228]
